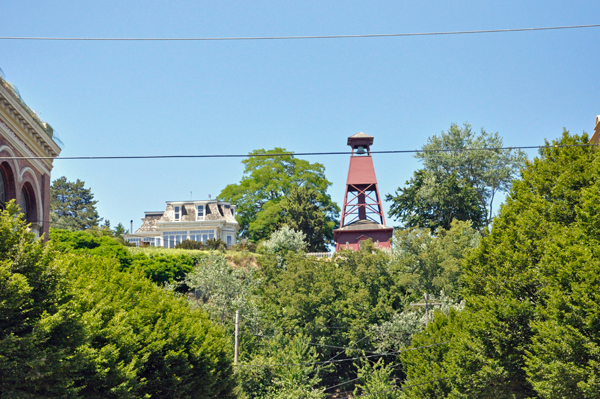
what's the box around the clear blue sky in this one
[1,1,599,232]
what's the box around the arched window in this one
[0,169,5,210]
[19,187,30,221]
[19,183,37,224]
[0,162,15,209]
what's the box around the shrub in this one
[205,237,227,250]
[176,239,204,250]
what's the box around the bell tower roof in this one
[347,132,374,148]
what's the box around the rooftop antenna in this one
[209,194,211,200]
[191,191,192,200]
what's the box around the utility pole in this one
[410,293,443,325]
[234,310,240,366]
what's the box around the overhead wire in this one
[344,376,452,399]
[248,332,385,354]
[1,143,595,161]
[233,341,449,368]
[1,23,599,41]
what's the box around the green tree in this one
[387,123,526,230]
[113,222,127,236]
[184,252,259,326]
[64,254,238,398]
[50,176,102,230]
[257,247,408,388]
[0,201,88,397]
[401,131,600,398]
[387,170,486,231]
[263,225,308,255]
[1,205,237,398]
[237,334,325,399]
[277,185,337,252]
[218,148,339,242]
[391,220,480,298]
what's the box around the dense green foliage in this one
[0,202,237,398]
[0,201,86,397]
[50,229,197,286]
[258,185,337,252]
[217,148,339,243]
[50,176,102,230]
[400,131,600,398]
[388,169,486,231]
[176,238,204,250]
[387,123,526,230]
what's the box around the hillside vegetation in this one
[3,131,599,398]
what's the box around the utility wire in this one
[248,333,386,354]
[345,376,452,399]
[1,23,599,41]
[234,342,449,368]
[2,143,595,161]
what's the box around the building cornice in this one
[0,84,61,162]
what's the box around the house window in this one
[227,236,232,246]
[174,206,180,221]
[197,205,204,220]
[190,230,214,242]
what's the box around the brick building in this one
[124,200,239,248]
[0,76,61,238]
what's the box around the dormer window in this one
[197,205,204,220]
[174,206,180,221]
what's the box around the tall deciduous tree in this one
[218,148,339,242]
[387,123,526,230]
[50,176,102,230]
[387,170,486,231]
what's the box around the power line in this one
[1,143,595,161]
[1,24,599,41]
[234,342,449,368]
[345,376,452,399]
[249,332,386,354]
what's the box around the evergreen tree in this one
[277,185,337,252]
[50,176,102,230]
[401,131,600,398]
[0,201,87,397]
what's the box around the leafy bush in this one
[205,237,227,250]
[50,229,199,287]
[263,225,307,254]
[184,252,259,326]
[176,239,204,250]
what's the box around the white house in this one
[124,200,239,248]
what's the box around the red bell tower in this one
[334,132,393,251]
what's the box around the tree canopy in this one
[1,202,236,398]
[50,176,102,230]
[387,123,526,230]
[400,131,600,398]
[217,148,339,243]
